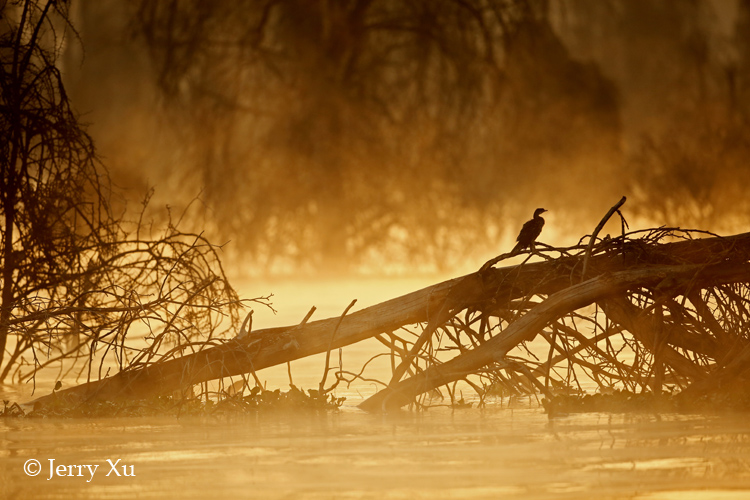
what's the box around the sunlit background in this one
[4,2,750,499]
[59,0,750,279]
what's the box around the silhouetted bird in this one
[511,208,547,255]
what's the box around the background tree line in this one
[63,0,750,275]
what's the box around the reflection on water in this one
[2,407,750,499]
[3,278,750,499]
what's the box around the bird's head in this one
[534,208,548,217]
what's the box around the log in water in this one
[32,230,750,412]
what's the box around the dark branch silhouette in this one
[0,0,265,386]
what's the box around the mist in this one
[7,3,750,499]
[61,0,750,276]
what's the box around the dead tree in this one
[0,1,247,387]
[31,227,750,411]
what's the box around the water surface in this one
[2,278,750,499]
[2,405,750,499]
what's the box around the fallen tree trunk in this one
[359,261,750,411]
[30,230,750,409]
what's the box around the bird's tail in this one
[509,241,524,256]
[479,242,530,272]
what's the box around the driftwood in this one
[359,261,749,411]
[30,228,750,411]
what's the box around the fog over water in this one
[4,1,750,499]
[4,393,750,499]
[3,279,750,499]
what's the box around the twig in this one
[319,300,357,393]
[581,196,627,282]
[237,310,253,339]
[298,307,317,327]
[285,306,317,386]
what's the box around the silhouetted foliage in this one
[558,0,750,231]
[51,1,750,275]
[128,0,620,273]
[0,0,249,384]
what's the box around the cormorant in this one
[511,208,547,255]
